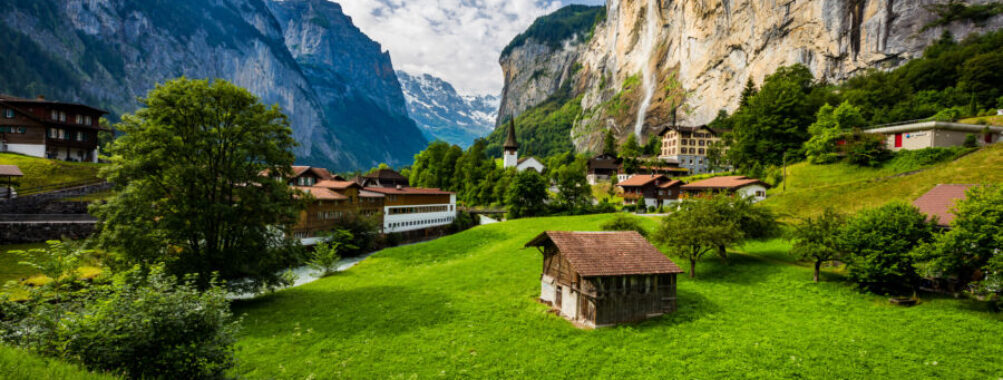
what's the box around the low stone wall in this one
[0,221,96,244]
[0,182,110,214]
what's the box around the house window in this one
[698,148,705,155]
[75,115,83,124]
[59,112,66,122]
[3,109,13,119]
[51,110,58,120]
[85,116,92,125]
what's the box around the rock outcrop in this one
[497,0,1003,152]
[0,0,427,170]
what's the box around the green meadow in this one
[231,214,1003,379]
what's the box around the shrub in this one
[964,134,979,148]
[840,202,934,294]
[601,213,649,237]
[886,147,968,171]
[307,229,356,277]
[844,129,891,167]
[0,265,238,379]
[930,106,965,121]
[450,210,480,233]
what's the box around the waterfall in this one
[632,0,658,138]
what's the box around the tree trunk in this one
[689,258,696,278]
[717,244,728,265]
[814,260,821,283]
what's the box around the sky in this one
[336,0,605,97]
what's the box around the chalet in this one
[501,120,546,173]
[0,94,108,162]
[912,184,974,229]
[617,174,683,208]
[525,231,684,328]
[658,125,729,174]
[680,176,769,202]
[586,153,624,185]
[864,121,1002,151]
[358,168,410,188]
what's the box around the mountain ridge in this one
[397,70,497,147]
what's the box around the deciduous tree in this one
[92,78,301,292]
[655,201,743,278]
[791,208,847,282]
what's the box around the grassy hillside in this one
[232,214,1003,378]
[762,144,1003,220]
[0,153,102,191]
[0,345,116,380]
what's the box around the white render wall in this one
[560,286,577,319]
[382,194,458,233]
[503,150,518,169]
[737,184,768,202]
[516,157,545,173]
[540,275,556,303]
[3,143,45,158]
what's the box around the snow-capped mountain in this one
[397,71,498,147]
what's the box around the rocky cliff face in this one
[0,0,426,170]
[498,0,1003,152]
[397,71,497,147]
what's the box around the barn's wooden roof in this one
[525,231,683,277]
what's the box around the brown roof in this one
[359,190,386,198]
[912,184,974,227]
[363,168,408,181]
[293,186,347,200]
[657,125,724,137]
[362,186,454,195]
[618,174,669,187]
[0,94,109,115]
[525,231,684,277]
[681,176,769,191]
[659,179,683,188]
[315,180,360,190]
[0,165,24,177]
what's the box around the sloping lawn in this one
[763,144,1003,220]
[232,214,1003,378]
[0,153,102,191]
[0,243,47,284]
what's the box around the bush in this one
[0,265,238,379]
[886,147,968,171]
[930,106,965,121]
[307,230,356,277]
[844,129,891,167]
[840,202,934,294]
[964,134,979,148]
[601,213,649,236]
[449,210,480,233]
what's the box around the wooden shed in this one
[524,231,684,328]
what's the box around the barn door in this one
[555,286,562,309]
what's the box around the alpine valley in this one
[0,0,427,170]
[396,71,498,148]
[491,1,1003,156]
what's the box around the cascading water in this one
[632,0,658,138]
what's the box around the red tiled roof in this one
[292,186,347,200]
[525,231,684,277]
[315,180,359,190]
[681,176,769,191]
[0,165,24,177]
[618,174,669,187]
[362,186,454,195]
[912,184,974,227]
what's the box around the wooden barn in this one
[524,231,684,328]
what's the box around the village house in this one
[501,120,545,173]
[658,125,729,174]
[617,174,683,208]
[912,184,975,229]
[0,165,23,199]
[364,185,456,235]
[864,121,1002,151]
[0,94,108,162]
[525,231,684,328]
[680,175,769,202]
[356,168,410,188]
[586,153,687,185]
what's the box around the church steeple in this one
[503,119,519,169]
[503,119,519,152]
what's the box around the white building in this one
[680,176,770,203]
[364,186,457,234]
[864,121,1002,151]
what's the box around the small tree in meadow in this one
[791,208,847,282]
[505,170,548,219]
[655,201,743,278]
[841,202,934,293]
[308,229,357,277]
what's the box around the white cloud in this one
[336,0,600,96]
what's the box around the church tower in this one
[503,119,519,169]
